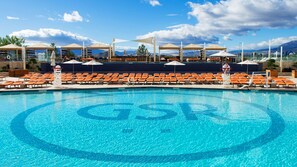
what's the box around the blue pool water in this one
[0,88,297,166]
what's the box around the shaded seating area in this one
[183,44,203,62]
[159,43,181,62]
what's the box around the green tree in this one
[267,59,279,69]
[0,35,25,46]
[136,44,148,56]
[50,43,59,55]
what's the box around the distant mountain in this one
[279,40,297,53]
[230,40,297,55]
[92,40,297,57]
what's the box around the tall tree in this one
[0,35,25,46]
[50,43,59,54]
[136,44,148,56]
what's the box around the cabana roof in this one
[61,43,83,49]
[0,44,22,50]
[87,43,111,49]
[205,44,226,50]
[183,44,203,50]
[159,43,180,50]
[26,43,54,50]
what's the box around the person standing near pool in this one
[222,62,231,85]
[222,62,231,74]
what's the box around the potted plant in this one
[291,62,297,78]
[266,59,279,77]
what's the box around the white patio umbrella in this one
[63,59,82,73]
[237,60,258,73]
[210,51,237,58]
[82,60,103,73]
[210,51,237,63]
[50,51,56,67]
[165,61,185,73]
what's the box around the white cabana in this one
[0,44,22,50]
[202,44,227,60]
[183,44,204,61]
[26,43,54,62]
[0,44,22,60]
[61,43,83,60]
[86,43,112,60]
[205,44,227,51]
[159,43,181,62]
[26,43,54,50]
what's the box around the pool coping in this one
[1,84,297,93]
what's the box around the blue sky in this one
[1,0,297,51]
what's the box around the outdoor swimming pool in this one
[0,88,296,166]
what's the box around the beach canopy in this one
[0,44,22,50]
[238,60,258,73]
[210,51,236,57]
[26,43,54,50]
[165,61,185,73]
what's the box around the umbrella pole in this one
[247,64,249,74]
[73,64,74,74]
[92,65,94,73]
[174,66,176,74]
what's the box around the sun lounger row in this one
[0,81,47,89]
[0,79,47,89]
[7,72,296,88]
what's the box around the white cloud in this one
[48,17,55,21]
[148,0,161,7]
[10,28,98,46]
[239,36,297,50]
[63,11,83,22]
[6,16,20,20]
[167,14,178,17]
[138,0,297,44]
[223,34,232,41]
